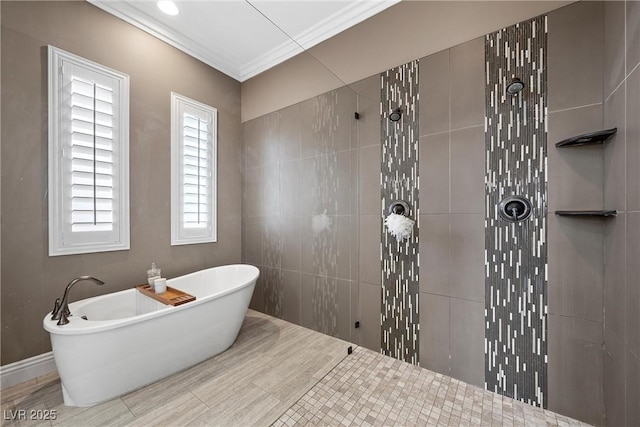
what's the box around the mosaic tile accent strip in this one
[380,61,420,365]
[272,347,588,427]
[484,16,548,407]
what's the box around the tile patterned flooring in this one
[1,310,590,427]
[273,347,590,427]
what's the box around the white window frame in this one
[48,46,130,256]
[171,92,217,246]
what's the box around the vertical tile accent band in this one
[380,61,420,365]
[484,16,548,407]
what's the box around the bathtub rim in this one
[43,264,259,336]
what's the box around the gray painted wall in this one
[1,1,242,365]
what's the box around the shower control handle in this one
[498,196,532,223]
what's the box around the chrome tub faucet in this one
[51,276,105,325]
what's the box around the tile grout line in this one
[118,397,137,423]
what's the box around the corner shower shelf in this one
[555,128,617,147]
[554,210,618,217]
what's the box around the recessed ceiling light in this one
[157,1,179,16]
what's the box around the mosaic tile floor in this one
[273,347,590,427]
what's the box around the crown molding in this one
[295,0,400,50]
[89,0,243,81]
[240,0,399,81]
[89,0,399,82]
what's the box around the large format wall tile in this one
[419,133,449,214]
[450,37,485,130]
[449,214,484,303]
[450,298,484,388]
[281,216,301,272]
[419,293,450,374]
[604,84,627,211]
[450,126,484,214]
[243,118,265,169]
[352,76,381,148]
[282,269,301,324]
[359,282,382,352]
[300,87,355,158]
[359,215,381,286]
[626,350,640,426]
[262,266,284,318]
[279,160,301,217]
[547,314,604,426]
[243,217,263,266]
[419,49,450,136]
[359,145,381,215]
[418,214,450,296]
[604,1,626,99]
[627,67,640,211]
[337,279,353,342]
[547,106,604,211]
[628,0,640,75]
[279,104,301,162]
[547,215,603,322]
[262,166,280,217]
[263,216,282,269]
[337,216,357,281]
[627,213,640,357]
[547,1,603,112]
[604,213,626,338]
[604,328,627,427]
[242,166,263,218]
[242,85,358,344]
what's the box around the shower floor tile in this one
[272,346,592,427]
[2,310,590,427]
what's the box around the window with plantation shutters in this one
[171,93,217,245]
[48,46,130,256]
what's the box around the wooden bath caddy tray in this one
[136,284,196,306]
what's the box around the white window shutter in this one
[171,93,217,245]
[48,46,130,256]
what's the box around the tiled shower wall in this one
[380,62,420,364]
[242,86,360,342]
[602,1,640,426]
[417,36,487,389]
[241,2,637,424]
[484,16,548,407]
[546,3,607,424]
[546,2,639,425]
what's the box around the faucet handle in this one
[51,298,61,320]
[57,310,70,326]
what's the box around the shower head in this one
[506,77,525,95]
[389,108,403,122]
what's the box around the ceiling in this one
[89,0,399,82]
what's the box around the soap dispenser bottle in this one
[147,262,161,286]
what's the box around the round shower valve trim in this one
[498,196,532,223]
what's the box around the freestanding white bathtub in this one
[42,264,259,407]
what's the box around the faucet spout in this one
[51,276,105,325]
